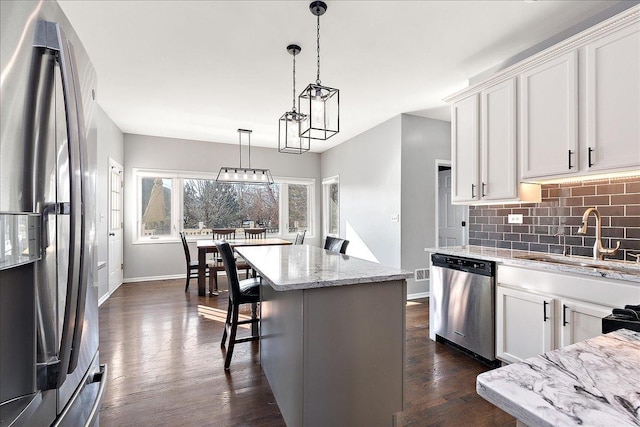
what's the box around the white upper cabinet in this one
[584,22,640,172]
[520,52,579,179]
[451,94,480,203]
[445,6,639,185]
[451,79,529,204]
[481,78,517,200]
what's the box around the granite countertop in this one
[427,246,640,283]
[235,245,412,291]
[476,329,640,427]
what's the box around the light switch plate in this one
[508,214,523,224]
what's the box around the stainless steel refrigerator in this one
[1,1,106,425]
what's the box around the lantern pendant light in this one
[216,129,274,185]
[299,1,339,141]
[279,44,310,154]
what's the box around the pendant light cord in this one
[292,50,297,112]
[316,13,321,85]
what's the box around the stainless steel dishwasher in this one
[431,253,496,362]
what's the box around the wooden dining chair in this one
[215,241,261,370]
[207,230,251,295]
[294,230,306,245]
[324,236,349,254]
[180,232,213,292]
[244,228,267,239]
[213,228,236,240]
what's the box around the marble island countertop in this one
[477,329,640,427]
[235,245,412,291]
[427,246,640,283]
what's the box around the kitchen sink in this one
[514,254,640,275]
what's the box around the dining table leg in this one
[198,247,206,297]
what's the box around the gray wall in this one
[123,133,321,281]
[400,114,451,295]
[321,116,403,268]
[95,107,124,301]
[320,114,451,297]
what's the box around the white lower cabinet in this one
[496,286,554,364]
[559,298,613,347]
[495,265,627,364]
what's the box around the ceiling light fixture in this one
[216,129,274,185]
[299,1,339,141]
[279,44,310,154]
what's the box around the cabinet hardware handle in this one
[568,150,573,169]
[588,147,594,167]
[471,184,476,198]
[562,304,568,326]
[543,301,549,322]
[481,182,486,198]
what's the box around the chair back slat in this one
[244,228,267,239]
[213,228,236,240]
[180,232,191,263]
[215,241,241,303]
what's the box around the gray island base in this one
[235,245,411,427]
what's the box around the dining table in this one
[196,237,292,296]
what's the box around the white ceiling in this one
[58,0,621,152]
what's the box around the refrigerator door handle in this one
[85,364,108,427]
[66,40,90,374]
[35,20,82,387]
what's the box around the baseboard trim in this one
[124,273,185,283]
[98,281,124,307]
[407,292,429,300]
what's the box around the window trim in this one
[322,175,340,238]
[132,168,315,244]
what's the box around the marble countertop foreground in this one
[477,329,640,427]
[235,245,412,291]
[426,246,640,283]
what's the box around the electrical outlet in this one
[508,214,523,224]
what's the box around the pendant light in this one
[299,1,339,141]
[216,129,274,185]
[279,44,310,154]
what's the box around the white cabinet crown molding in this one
[444,5,639,104]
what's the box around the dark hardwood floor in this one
[98,278,515,426]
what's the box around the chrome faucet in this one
[576,207,620,260]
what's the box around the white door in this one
[520,51,578,179]
[438,167,466,247]
[451,94,480,202]
[585,23,640,172]
[108,160,123,292]
[481,78,517,200]
[560,299,613,347]
[496,286,554,364]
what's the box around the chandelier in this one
[216,129,274,185]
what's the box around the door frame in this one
[434,159,468,249]
[107,158,124,298]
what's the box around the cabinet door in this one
[520,52,578,179]
[496,286,554,364]
[451,94,479,203]
[585,23,640,172]
[481,78,517,200]
[559,299,612,348]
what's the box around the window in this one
[322,176,339,237]
[183,179,280,235]
[140,177,172,237]
[109,164,123,231]
[134,169,314,242]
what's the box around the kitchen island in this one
[235,244,411,427]
[476,329,640,427]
